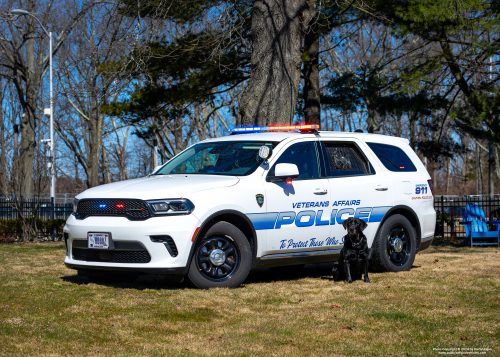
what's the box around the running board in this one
[252,249,341,269]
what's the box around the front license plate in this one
[88,233,110,249]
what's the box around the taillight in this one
[427,179,434,195]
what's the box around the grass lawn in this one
[0,242,498,356]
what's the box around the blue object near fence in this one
[460,203,500,247]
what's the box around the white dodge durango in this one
[64,125,436,288]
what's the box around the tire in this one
[370,214,417,272]
[187,221,252,289]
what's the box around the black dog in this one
[332,217,370,283]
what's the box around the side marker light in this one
[191,227,200,242]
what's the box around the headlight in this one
[73,198,80,214]
[147,199,194,215]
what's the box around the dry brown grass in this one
[0,242,499,356]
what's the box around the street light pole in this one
[49,30,55,219]
[488,56,494,201]
[11,9,55,219]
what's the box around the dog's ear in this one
[359,219,368,232]
[342,218,350,230]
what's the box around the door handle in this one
[375,185,388,191]
[313,188,328,195]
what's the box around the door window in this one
[321,142,374,177]
[268,141,320,180]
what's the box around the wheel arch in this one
[188,210,258,270]
[376,205,422,251]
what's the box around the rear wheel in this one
[370,214,417,272]
[187,222,252,289]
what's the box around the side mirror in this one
[270,163,300,184]
[259,145,272,164]
[152,165,163,174]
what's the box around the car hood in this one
[77,175,240,200]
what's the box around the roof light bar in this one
[229,124,319,133]
[269,124,318,131]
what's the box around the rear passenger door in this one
[318,139,392,247]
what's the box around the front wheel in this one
[187,222,252,289]
[370,214,417,272]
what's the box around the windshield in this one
[155,141,278,176]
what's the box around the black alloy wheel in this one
[370,214,417,272]
[187,221,252,289]
[386,226,411,266]
[196,236,240,281]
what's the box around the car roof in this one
[200,131,409,146]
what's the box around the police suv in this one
[64,125,436,288]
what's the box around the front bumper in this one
[63,214,201,275]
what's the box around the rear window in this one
[366,142,417,172]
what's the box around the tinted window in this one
[366,142,417,172]
[322,142,374,177]
[268,141,320,180]
[156,141,278,176]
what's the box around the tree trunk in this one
[240,0,314,126]
[101,140,112,183]
[477,144,483,195]
[86,110,103,188]
[302,11,320,127]
[173,115,185,154]
[366,108,381,134]
[0,84,6,194]
[446,157,451,195]
[495,144,500,182]
[409,114,418,150]
[18,1,40,195]
[213,112,219,137]
[19,107,37,194]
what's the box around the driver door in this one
[263,140,332,254]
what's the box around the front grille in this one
[76,199,150,220]
[72,247,151,263]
